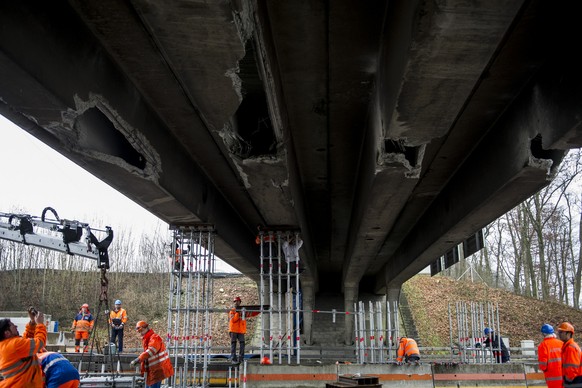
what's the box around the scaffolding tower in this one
[257,230,302,365]
[353,300,399,364]
[166,225,223,387]
[449,301,502,363]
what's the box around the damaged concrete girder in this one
[375,59,582,292]
[341,114,421,290]
[380,0,523,147]
[67,0,267,229]
[0,1,261,277]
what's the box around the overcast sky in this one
[0,115,238,272]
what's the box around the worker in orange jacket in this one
[71,303,94,352]
[396,337,420,364]
[130,321,173,388]
[0,307,47,387]
[557,322,582,387]
[229,296,247,363]
[537,324,563,388]
[109,299,128,353]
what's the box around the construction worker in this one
[282,235,303,273]
[109,299,128,353]
[0,307,47,387]
[557,322,582,387]
[229,296,246,363]
[483,327,510,363]
[130,321,173,388]
[71,303,94,352]
[537,324,563,388]
[396,337,420,364]
[37,351,80,388]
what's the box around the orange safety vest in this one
[562,338,582,384]
[108,308,128,326]
[71,311,94,332]
[138,330,174,386]
[0,322,47,387]
[396,338,420,362]
[538,336,563,388]
[229,308,247,334]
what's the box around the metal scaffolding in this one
[166,225,234,387]
[257,230,302,365]
[353,300,399,364]
[449,301,502,363]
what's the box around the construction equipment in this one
[0,207,113,268]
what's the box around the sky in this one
[0,115,238,273]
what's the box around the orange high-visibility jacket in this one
[397,338,420,362]
[538,336,563,388]
[562,338,582,384]
[229,308,247,334]
[108,308,128,326]
[138,329,173,386]
[0,322,47,387]
[71,311,94,333]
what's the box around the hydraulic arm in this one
[0,207,113,268]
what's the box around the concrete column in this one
[301,282,315,345]
[343,286,358,345]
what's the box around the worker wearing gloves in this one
[537,324,563,388]
[396,337,420,364]
[130,321,173,388]
[0,307,47,387]
[109,299,128,353]
[557,322,582,387]
[71,303,94,352]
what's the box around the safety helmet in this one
[234,296,241,302]
[82,303,89,308]
[541,324,554,335]
[260,356,272,365]
[115,300,122,305]
[557,322,575,334]
[484,327,492,335]
[135,321,149,330]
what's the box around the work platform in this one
[65,354,545,387]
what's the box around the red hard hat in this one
[234,297,241,302]
[260,356,271,365]
[558,322,575,334]
[82,303,89,308]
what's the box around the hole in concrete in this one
[75,107,145,169]
[384,139,420,166]
[530,134,564,167]
[230,41,276,159]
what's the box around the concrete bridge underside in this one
[1,1,582,344]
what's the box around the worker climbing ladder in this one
[257,229,302,365]
[167,224,218,387]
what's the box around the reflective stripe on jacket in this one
[538,336,563,388]
[562,338,582,384]
[138,330,174,386]
[72,312,94,332]
[0,322,47,387]
[37,352,80,388]
[396,338,419,362]
[229,309,247,334]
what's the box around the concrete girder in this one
[382,0,524,146]
[0,2,261,277]
[375,58,582,292]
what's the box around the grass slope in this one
[403,274,582,348]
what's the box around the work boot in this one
[75,346,80,353]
